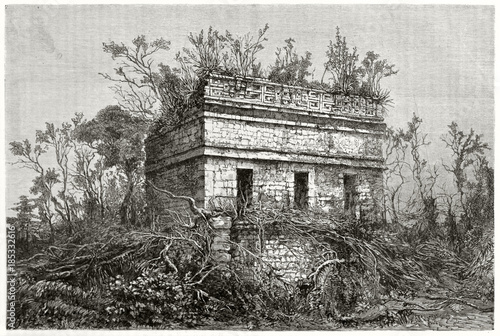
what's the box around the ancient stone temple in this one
[146,74,386,281]
[145,73,386,220]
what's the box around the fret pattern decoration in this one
[204,74,383,118]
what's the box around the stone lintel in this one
[145,146,384,173]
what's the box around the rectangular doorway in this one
[294,172,309,209]
[344,174,357,215]
[237,169,253,211]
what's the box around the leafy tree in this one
[467,156,494,224]
[10,138,59,241]
[439,138,493,258]
[74,106,147,226]
[460,156,494,257]
[72,138,107,223]
[12,195,37,243]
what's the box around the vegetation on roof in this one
[98,25,397,132]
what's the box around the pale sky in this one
[4,4,495,215]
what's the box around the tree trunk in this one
[48,219,55,243]
[120,176,135,226]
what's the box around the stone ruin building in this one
[145,73,386,281]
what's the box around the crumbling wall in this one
[230,220,315,282]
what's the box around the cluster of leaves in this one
[106,272,205,327]
[268,38,312,87]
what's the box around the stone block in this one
[213,236,229,244]
[212,242,231,251]
[213,187,226,196]
[222,171,236,181]
[210,216,232,229]
[213,252,231,263]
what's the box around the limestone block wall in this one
[145,153,383,220]
[145,116,204,172]
[146,157,206,221]
[144,73,388,282]
[203,116,384,160]
[231,220,315,282]
[204,156,384,217]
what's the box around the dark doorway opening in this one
[344,174,358,216]
[237,169,253,212]
[294,172,309,209]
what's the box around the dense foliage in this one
[12,207,493,329]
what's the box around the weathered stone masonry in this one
[145,74,386,281]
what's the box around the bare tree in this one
[36,121,79,233]
[441,122,490,230]
[100,35,171,119]
[10,139,57,242]
[403,114,440,241]
[383,127,410,225]
[383,114,440,242]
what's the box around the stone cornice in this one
[145,145,385,173]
